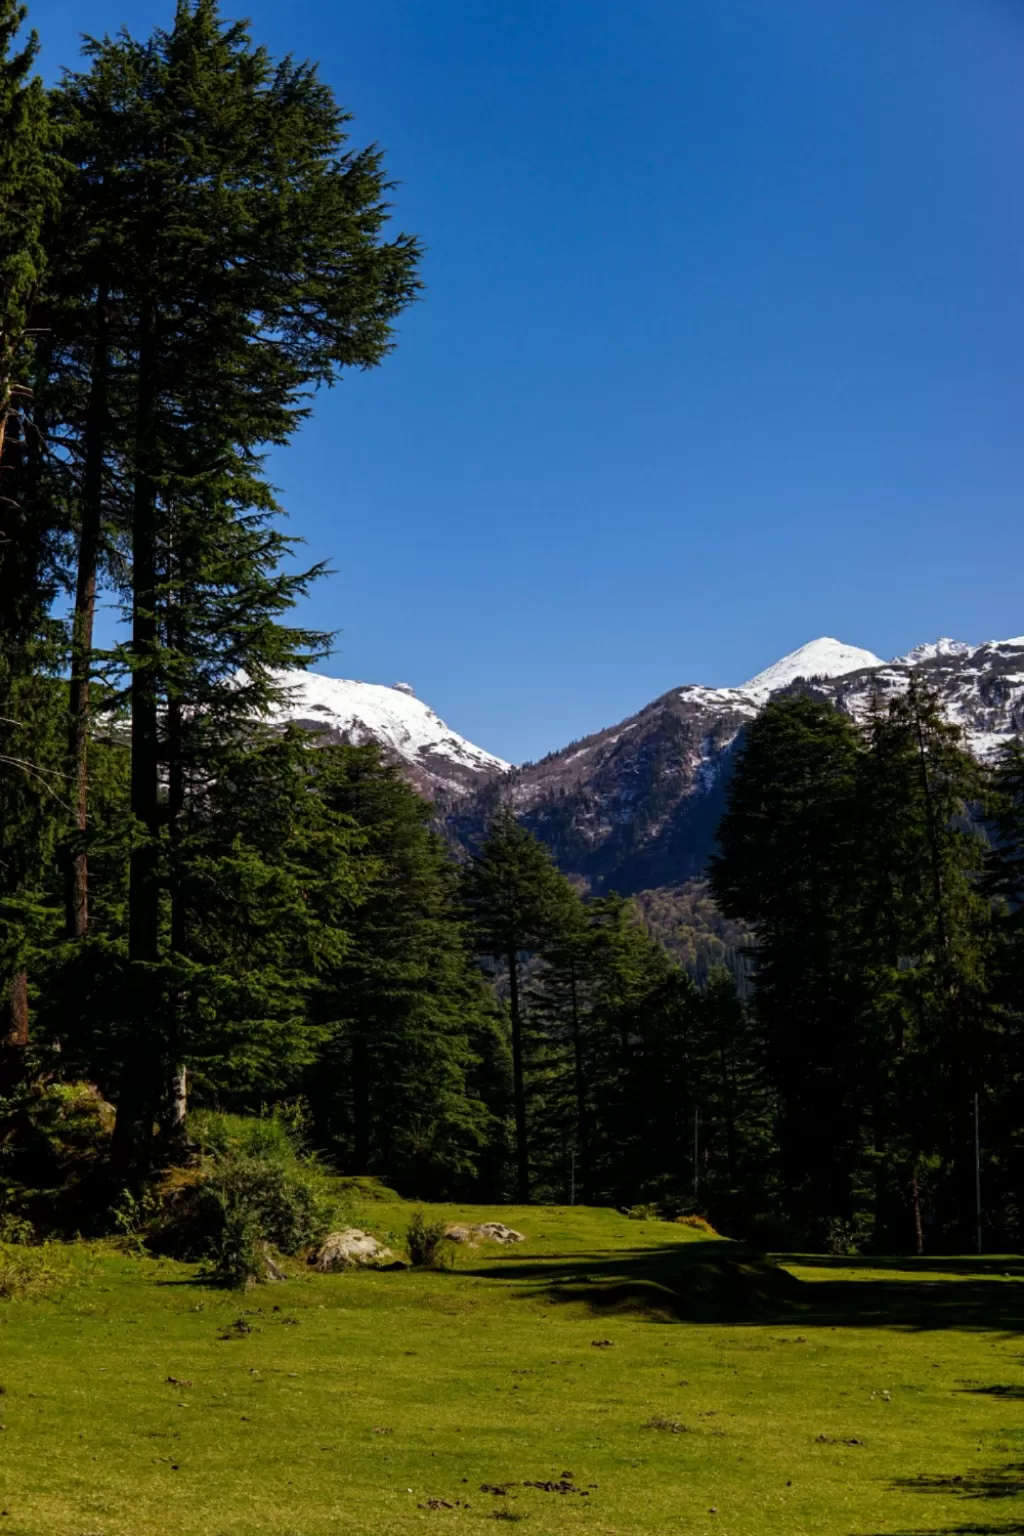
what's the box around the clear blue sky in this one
[35,0,1024,764]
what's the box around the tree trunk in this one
[159,1063,188,1156]
[352,1025,371,1172]
[115,317,161,1168]
[507,944,529,1203]
[719,1031,738,1191]
[910,682,949,961]
[128,331,161,971]
[65,286,110,939]
[568,960,592,1203]
[910,1168,924,1256]
[0,969,30,1094]
[162,690,187,1152]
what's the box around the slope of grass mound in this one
[541,1240,805,1322]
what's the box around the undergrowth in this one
[0,1240,72,1300]
[152,1110,345,1288]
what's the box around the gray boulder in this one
[310,1228,395,1271]
[444,1221,525,1246]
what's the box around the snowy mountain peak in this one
[738,638,885,703]
[894,638,973,666]
[268,669,509,797]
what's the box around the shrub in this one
[0,1081,114,1212]
[406,1210,448,1268]
[151,1111,342,1287]
[0,1241,67,1300]
[675,1213,718,1234]
[189,1108,301,1164]
[0,1213,35,1244]
[213,1206,267,1290]
[823,1217,868,1256]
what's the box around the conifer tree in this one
[710,696,866,1236]
[582,893,676,1198]
[462,808,573,1201]
[984,740,1024,1245]
[51,0,421,1158]
[306,744,493,1196]
[856,682,992,1247]
[530,885,595,1200]
[0,0,63,1085]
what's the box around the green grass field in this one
[1,1197,1022,1536]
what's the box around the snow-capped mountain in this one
[893,637,973,667]
[737,638,884,703]
[269,669,508,798]
[446,634,1024,893]
[272,635,1024,888]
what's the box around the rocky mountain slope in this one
[446,634,1024,894]
[276,635,1024,896]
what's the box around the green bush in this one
[151,1112,341,1286]
[212,1205,267,1290]
[188,1109,299,1164]
[625,1202,660,1220]
[406,1210,448,1268]
[0,1213,35,1244]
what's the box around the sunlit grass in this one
[0,1200,1021,1535]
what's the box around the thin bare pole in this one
[693,1109,699,1203]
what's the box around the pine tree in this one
[0,0,63,1087]
[984,740,1024,1246]
[462,808,573,1201]
[710,696,867,1238]
[856,682,992,1248]
[305,744,494,1197]
[582,893,677,1200]
[687,966,775,1223]
[529,885,594,1200]
[51,0,422,1159]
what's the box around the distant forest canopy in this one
[1,0,1023,1257]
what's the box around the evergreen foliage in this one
[42,0,422,1160]
[711,685,1011,1249]
[0,0,63,1085]
[304,744,494,1198]
[461,807,573,1200]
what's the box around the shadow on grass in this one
[858,1526,1024,1535]
[460,1241,1024,1332]
[775,1253,1024,1279]
[855,1458,1024,1535]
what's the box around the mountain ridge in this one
[276,634,1024,895]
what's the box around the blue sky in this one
[35,0,1024,763]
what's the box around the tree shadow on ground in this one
[855,1458,1024,1535]
[776,1253,1024,1279]
[461,1240,1024,1332]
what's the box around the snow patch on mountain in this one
[894,638,973,666]
[738,638,885,703]
[269,670,509,784]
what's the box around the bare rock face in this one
[310,1228,394,1271]
[444,1221,525,1246]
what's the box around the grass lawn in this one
[1,1197,1022,1536]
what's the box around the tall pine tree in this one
[50,1,421,1159]
[462,808,573,1201]
[0,0,63,1087]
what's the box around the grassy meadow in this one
[1,1195,1022,1536]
